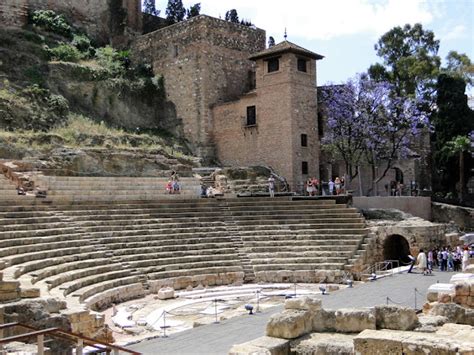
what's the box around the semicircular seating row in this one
[0,177,369,311]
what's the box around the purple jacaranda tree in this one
[320,73,430,195]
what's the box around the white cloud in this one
[440,24,467,41]
[164,0,437,41]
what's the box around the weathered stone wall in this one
[0,0,142,45]
[213,52,320,191]
[0,0,28,28]
[47,62,181,137]
[354,197,432,220]
[131,15,266,157]
[432,202,474,231]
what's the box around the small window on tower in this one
[267,58,279,73]
[297,58,307,72]
[246,106,256,126]
[301,134,308,147]
[302,161,308,175]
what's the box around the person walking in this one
[268,175,275,198]
[417,249,428,275]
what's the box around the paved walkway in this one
[129,271,455,355]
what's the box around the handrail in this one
[362,260,400,276]
[0,322,141,354]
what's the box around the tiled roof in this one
[249,40,324,60]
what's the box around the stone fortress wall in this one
[0,0,142,45]
[131,15,266,158]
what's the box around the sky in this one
[152,0,473,89]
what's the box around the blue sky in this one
[152,0,473,89]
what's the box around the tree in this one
[187,3,201,19]
[368,23,440,101]
[268,36,275,47]
[166,0,186,24]
[321,74,430,195]
[443,51,474,87]
[442,135,471,202]
[431,74,474,196]
[225,9,239,23]
[143,0,160,16]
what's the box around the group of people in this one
[414,246,471,275]
[306,176,344,196]
[165,171,180,194]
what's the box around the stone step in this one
[63,270,133,297]
[83,282,146,310]
[109,244,236,255]
[72,275,141,302]
[44,263,123,290]
[146,266,243,281]
[3,245,97,267]
[11,251,107,278]
[30,257,111,283]
[118,253,240,267]
[250,256,348,265]
[0,238,97,257]
[252,263,345,272]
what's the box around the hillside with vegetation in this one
[0,10,196,176]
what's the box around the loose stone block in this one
[374,305,419,331]
[157,287,175,300]
[266,310,312,339]
[354,329,404,354]
[290,332,355,355]
[335,308,376,333]
[229,336,289,355]
[454,282,471,296]
[284,296,321,312]
[20,288,40,298]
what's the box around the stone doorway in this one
[383,234,411,265]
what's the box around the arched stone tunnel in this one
[382,234,411,266]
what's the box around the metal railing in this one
[0,323,140,355]
[362,260,400,278]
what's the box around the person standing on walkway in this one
[417,249,428,275]
[427,249,433,274]
[328,178,335,195]
[268,175,275,198]
[462,246,470,271]
[334,177,341,195]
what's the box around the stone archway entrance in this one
[383,234,411,265]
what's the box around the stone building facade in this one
[132,15,266,158]
[0,0,142,45]
[212,42,323,191]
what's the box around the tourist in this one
[441,248,448,271]
[171,170,180,194]
[395,182,402,196]
[427,249,433,274]
[334,177,342,195]
[340,177,345,194]
[407,254,416,273]
[447,250,454,271]
[268,175,275,198]
[328,178,335,195]
[306,178,315,196]
[437,249,443,271]
[311,177,319,196]
[417,249,428,275]
[462,246,470,271]
[166,180,172,194]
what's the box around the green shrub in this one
[49,43,82,62]
[23,65,45,86]
[95,46,127,77]
[72,34,92,54]
[47,94,69,115]
[30,10,73,38]
[22,84,49,99]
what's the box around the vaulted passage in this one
[383,234,410,265]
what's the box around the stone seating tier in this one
[0,196,369,310]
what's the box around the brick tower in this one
[213,41,324,191]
